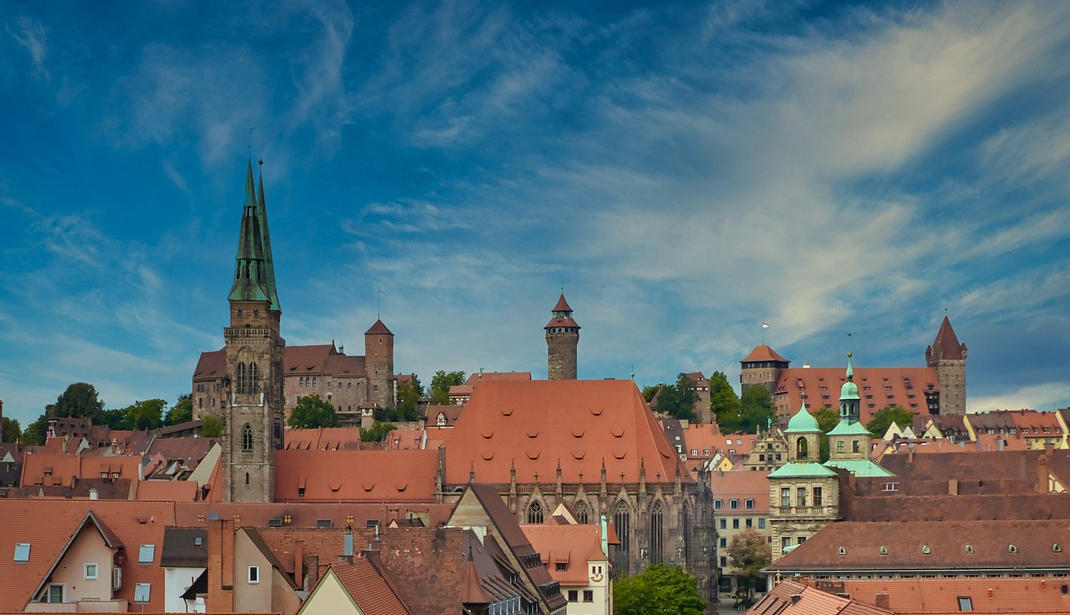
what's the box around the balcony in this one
[224,327,272,338]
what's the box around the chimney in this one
[907,447,914,463]
[947,479,958,496]
[306,555,320,592]
[1037,455,1049,494]
[205,519,235,613]
[875,593,890,610]
[294,540,304,588]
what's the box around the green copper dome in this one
[840,354,860,400]
[784,403,819,434]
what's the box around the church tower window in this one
[527,500,544,524]
[649,501,664,564]
[241,423,253,452]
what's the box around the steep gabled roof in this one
[747,581,891,615]
[552,294,572,312]
[741,345,790,364]
[929,316,965,360]
[444,380,686,485]
[775,367,938,423]
[328,559,411,615]
[521,524,606,587]
[28,511,124,604]
[365,319,393,335]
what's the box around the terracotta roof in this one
[365,319,393,335]
[274,449,438,502]
[929,316,965,360]
[771,520,1070,572]
[284,427,362,451]
[328,559,411,615]
[775,367,938,423]
[145,436,217,474]
[1007,410,1064,436]
[552,294,573,312]
[681,423,724,458]
[444,380,687,486]
[19,452,141,487]
[424,405,463,428]
[173,501,454,529]
[386,429,426,450]
[879,449,1069,485]
[747,580,891,615]
[843,492,1070,522]
[193,349,225,379]
[838,577,1070,614]
[544,316,580,330]
[742,345,790,364]
[136,479,200,501]
[710,471,770,513]
[0,499,174,612]
[463,371,533,386]
[284,344,338,374]
[521,524,606,587]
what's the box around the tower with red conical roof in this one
[740,344,790,394]
[925,315,967,415]
[545,294,580,380]
[365,319,395,409]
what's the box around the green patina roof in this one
[824,458,895,477]
[784,403,820,434]
[256,166,281,312]
[768,462,837,479]
[840,354,859,400]
[229,161,272,304]
[827,418,872,436]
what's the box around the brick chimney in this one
[1037,454,1049,494]
[875,593,890,610]
[295,540,304,588]
[205,519,235,613]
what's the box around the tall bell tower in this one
[545,294,580,380]
[221,160,285,503]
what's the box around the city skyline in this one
[3,0,1070,424]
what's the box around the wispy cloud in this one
[969,381,1070,413]
[9,16,48,80]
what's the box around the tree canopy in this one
[813,407,840,462]
[395,375,424,422]
[288,395,339,429]
[1,417,20,443]
[360,420,397,442]
[613,564,706,615]
[646,374,699,421]
[727,528,771,598]
[738,386,776,433]
[199,414,223,438]
[709,371,741,430]
[429,370,465,405]
[165,395,194,426]
[867,406,917,437]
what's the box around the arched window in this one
[241,423,253,452]
[613,501,631,575]
[437,413,447,427]
[649,501,664,564]
[796,437,809,460]
[682,504,691,564]
[527,500,544,524]
[245,472,250,485]
[236,363,247,394]
[249,362,260,393]
[573,499,590,524]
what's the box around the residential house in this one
[710,470,770,595]
[522,523,611,615]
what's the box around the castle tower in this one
[926,316,967,415]
[221,160,285,503]
[364,320,395,409]
[545,294,580,380]
[739,345,790,394]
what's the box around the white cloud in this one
[10,17,48,80]
[969,381,1070,413]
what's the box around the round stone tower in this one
[545,294,580,380]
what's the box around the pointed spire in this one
[845,352,854,381]
[229,161,270,303]
[255,159,281,312]
[931,315,965,360]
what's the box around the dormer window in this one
[13,543,29,562]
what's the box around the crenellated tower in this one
[926,316,967,415]
[545,294,580,380]
[221,160,285,503]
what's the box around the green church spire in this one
[255,160,281,312]
[229,160,271,304]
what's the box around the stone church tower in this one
[221,161,285,503]
[925,316,967,415]
[545,294,580,380]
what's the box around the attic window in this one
[964,544,974,554]
[194,537,203,546]
[555,562,568,571]
[138,544,155,564]
[134,583,151,603]
[958,597,973,612]
[1054,544,1063,553]
[838,546,846,556]
[879,546,888,555]
[13,543,30,562]
[922,545,931,554]
[1008,544,1018,553]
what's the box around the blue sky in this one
[2,0,1070,425]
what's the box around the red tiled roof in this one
[136,480,199,501]
[324,353,366,376]
[747,581,891,615]
[444,380,687,485]
[929,316,965,360]
[365,319,393,335]
[329,559,410,615]
[771,520,1070,571]
[521,524,606,587]
[1007,410,1063,436]
[20,452,141,488]
[775,367,938,423]
[424,405,463,428]
[742,345,790,364]
[284,427,362,451]
[0,499,175,612]
[284,344,338,374]
[681,423,723,458]
[193,349,225,379]
[839,577,1070,614]
[173,502,455,529]
[552,294,572,312]
[463,372,533,386]
[274,449,438,502]
[386,429,426,450]
[544,316,580,329]
[710,471,770,513]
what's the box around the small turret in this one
[545,293,580,380]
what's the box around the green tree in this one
[739,386,775,433]
[1,417,20,443]
[727,528,771,599]
[429,370,465,405]
[709,371,741,432]
[396,375,423,422]
[866,406,916,437]
[47,383,105,422]
[813,407,840,462]
[360,421,396,443]
[641,385,660,403]
[288,395,339,429]
[124,399,165,431]
[165,395,194,426]
[22,414,50,445]
[199,414,223,438]
[613,564,706,615]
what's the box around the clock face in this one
[590,572,604,583]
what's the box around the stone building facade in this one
[545,294,579,380]
[925,316,967,415]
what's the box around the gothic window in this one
[573,499,589,524]
[436,413,447,427]
[613,500,631,575]
[236,363,247,394]
[649,501,664,564]
[796,437,808,460]
[241,423,253,452]
[682,505,691,565]
[249,362,260,393]
[527,500,544,524]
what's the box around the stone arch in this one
[527,499,544,524]
[796,436,809,460]
[572,498,590,524]
[241,423,253,452]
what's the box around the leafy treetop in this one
[288,395,339,429]
[613,564,706,615]
[429,370,465,405]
